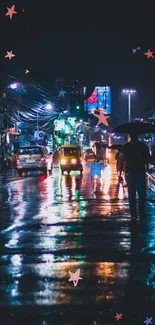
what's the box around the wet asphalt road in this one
[0,154,155,325]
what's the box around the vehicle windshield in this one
[61,148,81,156]
[18,147,42,155]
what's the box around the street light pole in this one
[128,93,131,123]
[122,89,136,141]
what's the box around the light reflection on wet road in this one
[0,155,155,324]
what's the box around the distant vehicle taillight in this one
[40,157,45,161]
[16,157,20,162]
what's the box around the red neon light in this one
[85,89,97,104]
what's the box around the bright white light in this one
[61,159,67,165]
[122,89,136,94]
[10,83,18,89]
[45,104,52,110]
[95,125,98,128]
[63,110,68,113]
[71,158,77,164]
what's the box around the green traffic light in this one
[57,138,62,144]
[76,105,80,110]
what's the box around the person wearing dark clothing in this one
[53,150,60,164]
[97,147,105,163]
[118,133,151,219]
[115,151,120,174]
[115,150,123,183]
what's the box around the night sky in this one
[1,1,155,125]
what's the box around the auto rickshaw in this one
[60,145,83,175]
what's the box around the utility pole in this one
[37,112,39,133]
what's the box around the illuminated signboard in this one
[54,119,65,131]
[64,123,71,134]
[68,117,76,127]
[84,86,111,115]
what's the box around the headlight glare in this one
[71,158,77,164]
[61,158,67,165]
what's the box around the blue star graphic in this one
[58,89,67,97]
[86,160,108,179]
[144,317,153,325]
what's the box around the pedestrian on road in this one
[115,150,120,174]
[53,149,60,164]
[118,132,151,220]
[97,147,105,164]
[115,149,124,183]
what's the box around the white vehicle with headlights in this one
[16,145,53,176]
[60,145,83,175]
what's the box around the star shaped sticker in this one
[92,109,109,126]
[6,5,17,19]
[132,48,137,54]
[144,49,154,59]
[115,313,123,321]
[25,69,30,74]
[5,51,15,60]
[40,224,49,232]
[86,160,107,179]
[144,317,153,325]
[58,90,67,97]
[68,269,83,287]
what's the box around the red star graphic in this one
[5,50,15,60]
[5,5,17,19]
[115,313,123,321]
[132,49,136,54]
[93,109,109,126]
[144,49,154,59]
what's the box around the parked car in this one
[16,145,53,176]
